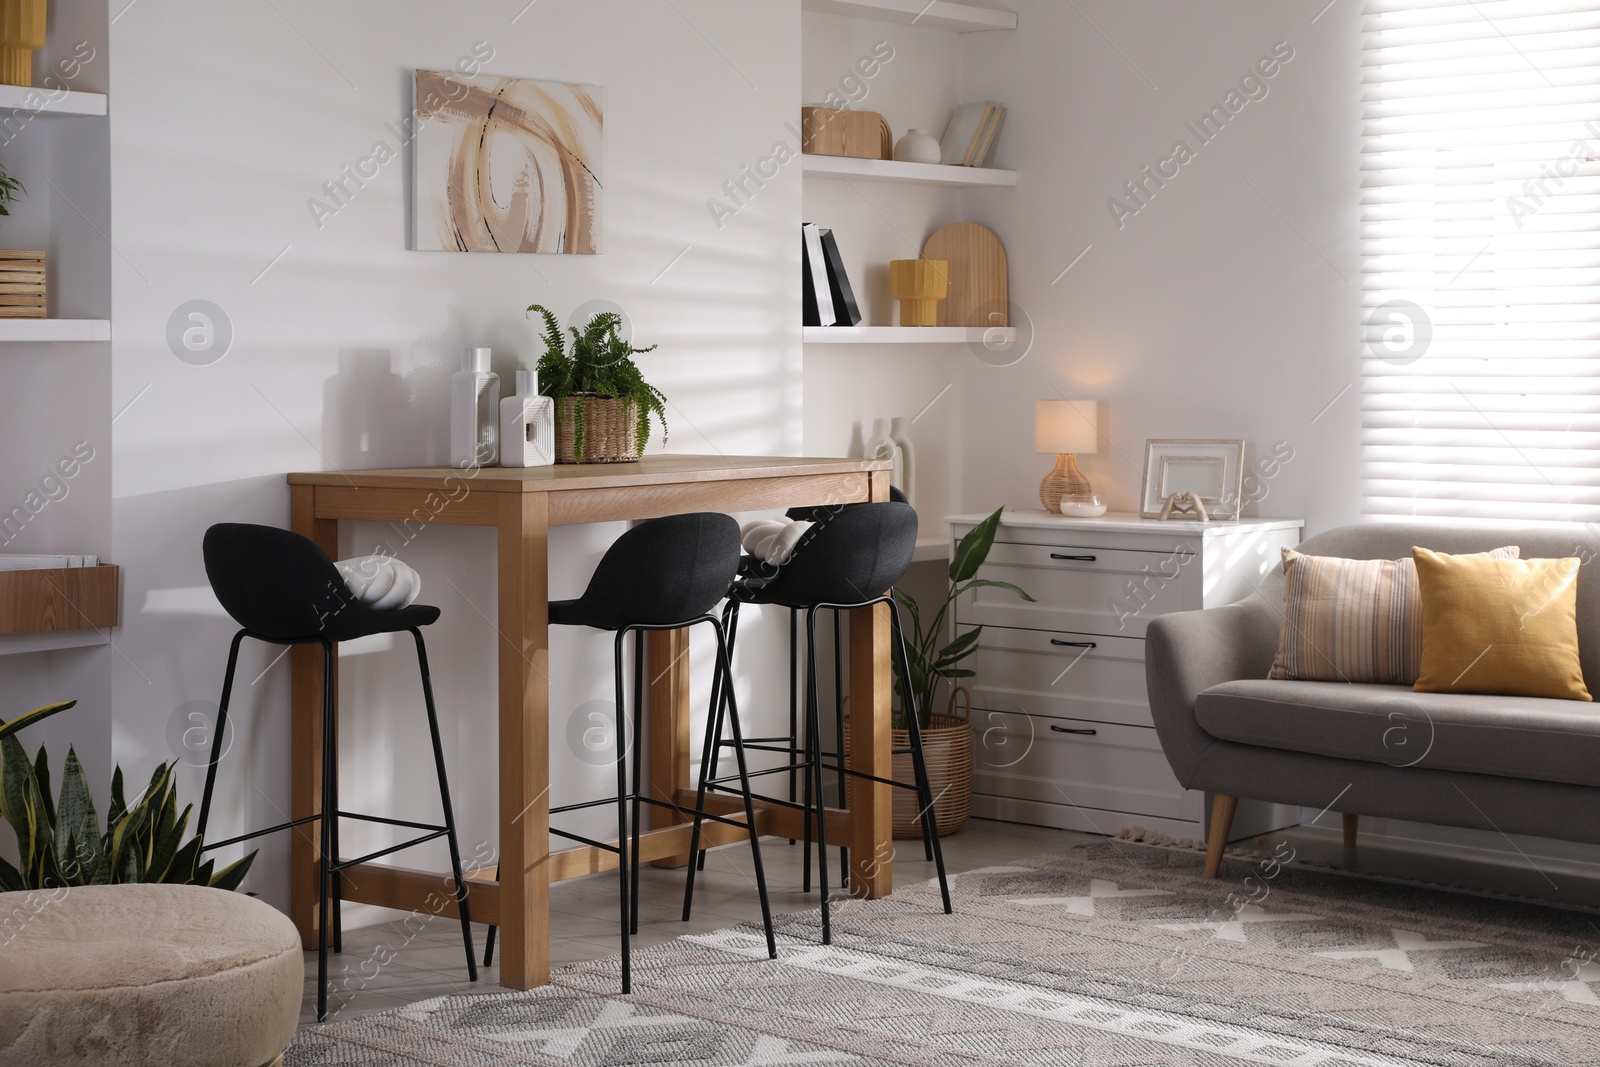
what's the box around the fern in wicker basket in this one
[528,304,667,462]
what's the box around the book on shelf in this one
[941,101,1006,168]
[818,228,861,327]
[0,553,100,571]
[802,223,836,327]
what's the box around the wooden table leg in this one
[289,485,339,947]
[496,492,551,989]
[847,597,893,898]
[648,627,693,868]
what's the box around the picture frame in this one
[1140,439,1246,519]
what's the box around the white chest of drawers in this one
[946,510,1303,840]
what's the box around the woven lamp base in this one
[1039,453,1093,513]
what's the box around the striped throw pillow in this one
[1268,545,1520,684]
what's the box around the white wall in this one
[107,0,802,910]
[958,0,1365,532]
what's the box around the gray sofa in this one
[1146,522,1600,877]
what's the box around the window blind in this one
[1361,0,1600,521]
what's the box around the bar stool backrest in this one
[752,501,917,608]
[560,512,742,629]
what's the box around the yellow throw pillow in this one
[1412,547,1590,701]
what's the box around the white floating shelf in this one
[804,326,1017,344]
[802,154,1016,187]
[802,0,1017,32]
[0,319,109,342]
[0,628,108,658]
[0,84,106,117]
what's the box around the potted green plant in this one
[527,304,667,463]
[846,506,1034,837]
[0,700,256,889]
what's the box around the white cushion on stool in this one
[0,883,302,1067]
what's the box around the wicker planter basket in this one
[556,395,639,463]
[843,689,972,838]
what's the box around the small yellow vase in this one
[0,0,46,87]
[889,259,950,327]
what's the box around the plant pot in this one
[843,690,972,838]
[556,394,639,463]
[0,249,45,318]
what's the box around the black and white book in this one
[818,228,861,327]
[802,223,836,326]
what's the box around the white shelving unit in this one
[0,84,106,117]
[802,154,1016,187]
[0,318,110,342]
[804,325,1017,344]
[801,0,1017,32]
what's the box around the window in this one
[1361,0,1600,521]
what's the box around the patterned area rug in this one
[287,841,1600,1065]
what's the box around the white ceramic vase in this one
[864,418,905,497]
[888,416,915,506]
[893,128,941,165]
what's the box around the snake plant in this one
[0,700,255,891]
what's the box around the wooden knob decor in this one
[0,0,46,87]
[890,259,949,327]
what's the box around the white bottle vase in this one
[864,418,904,496]
[888,416,915,506]
[451,347,500,468]
[500,368,556,467]
[894,128,942,165]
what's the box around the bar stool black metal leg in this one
[196,630,245,842]
[832,607,848,888]
[329,674,343,956]
[317,639,335,1022]
[483,920,496,967]
[613,630,632,994]
[696,600,738,874]
[682,610,732,921]
[890,604,951,914]
[787,607,799,845]
[630,628,645,937]
[713,618,777,959]
[412,629,478,981]
[806,608,832,944]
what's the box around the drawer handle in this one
[1050,725,1099,736]
[1050,553,1097,561]
[1050,639,1097,649]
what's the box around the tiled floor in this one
[299,818,1082,1025]
[298,817,1600,1027]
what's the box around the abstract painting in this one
[412,71,603,253]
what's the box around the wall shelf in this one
[805,325,1017,344]
[802,154,1016,187]
[0,564,119,636]
[0,319,110,342]
[0,84,106,117]
[802,0,1017,32]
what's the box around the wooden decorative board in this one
[0,249,46,318]
[921,222,1007,328]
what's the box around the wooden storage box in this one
[0,564,119,634]
[800,107,890,160]
[0,249,46,318]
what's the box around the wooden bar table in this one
[286,455,895,990]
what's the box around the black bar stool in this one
[196,523,476,1022]
[483,512,777,991]
[683,501,952,944]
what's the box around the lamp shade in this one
[1035,400,1097,454]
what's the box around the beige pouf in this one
[0,883,302,1067]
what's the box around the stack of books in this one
[939,102,1007,168]
[0,553,101,570]
[801,223,862,328]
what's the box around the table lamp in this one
[1036,400,1106,517]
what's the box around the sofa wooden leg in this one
[1204,794,1238,878]
[1343,812,1359,848]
